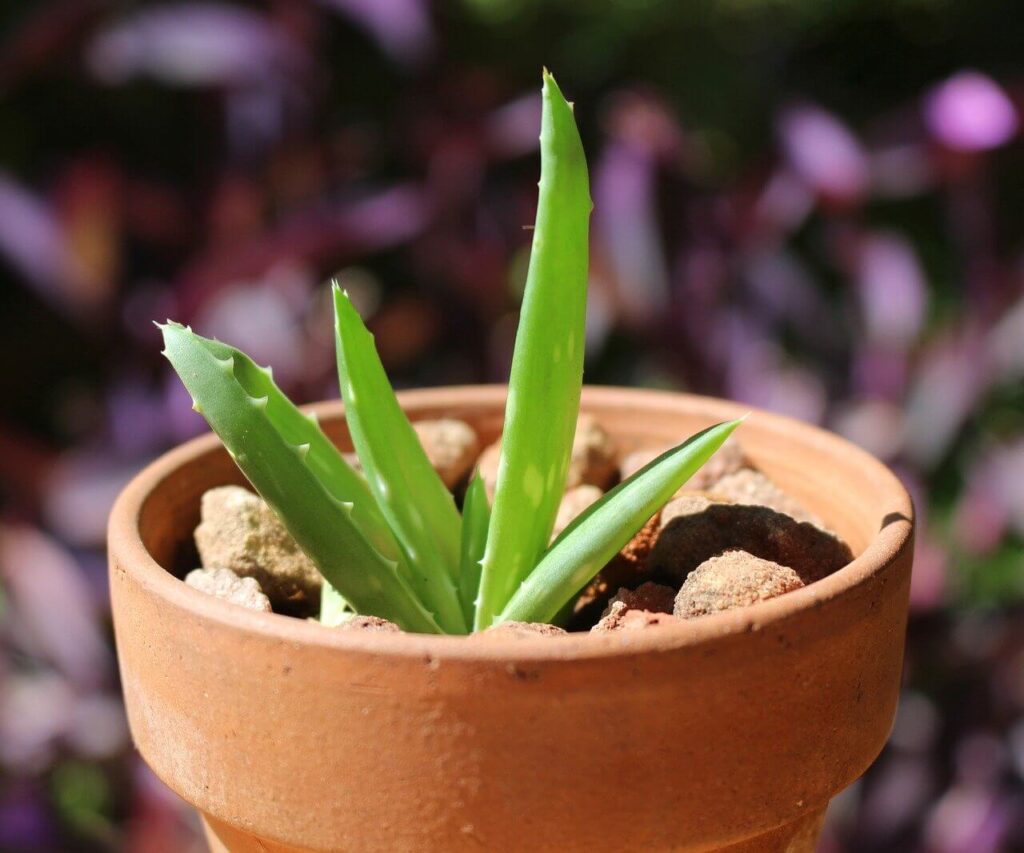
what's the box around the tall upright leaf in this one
[333,287,467,634]
[474,71,592,628]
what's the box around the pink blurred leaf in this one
[778,104,868,204]
[925,71,1018,152]
[0,525,111,687]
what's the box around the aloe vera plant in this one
[162,70,741,634]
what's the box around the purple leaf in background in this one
[315,0,433,66]
[890,690,941,753]
[0,172,85,313]
[0,525,111,688]
[832,399,906,461]
[0,784,57,850]
[752,170,814,237]
[924,786,1012,853]
[858,755,935,842]
[175,184,429,310]
[742,247,833,341]
[870,144,935,198]
[594,91,688,325]
[778,104,868,203]
[988,292,1024,383]
[486,92,542,159]
[925,71,1018,152]
[852,347,910,400]
[1010,720,1024,780]
[66,692,130,761]
[955,732,1007,788]
[954,449,1016,554]
[904,334,989,467]
[856,231,927,348]
[194,263,315,389]
[42,453,137,550]
[86,3,306,87]
[107,380,178,457]
[0,673,73,771]
[336,184,429,248]
[909,535,949,611]
[971,441,1024,539]
[594,143,669,325]
[724,314,826,423]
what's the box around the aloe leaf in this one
[160,322,443,633]
[496,419,743,626]
[474,70,592,629]
[188,334,395,628]
[333,287,467,634]
[192,334,400,561]
[457,471,490,625]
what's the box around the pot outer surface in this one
[108,386,914,852]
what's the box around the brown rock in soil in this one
[604,582,677,616]
[567,414,618,490]
[335,615,402,633]
[674,551,805,618]
[184,567,272,612]
[475,440,501,499]
[551,485,603,541]
[619,436,749,491]
[477,415,618,499]
[195,486,322,613]
[412,418,480,489]
[649,494,851,585]
[708,469,822,527]
[483,621,567,639]
[592,601,679,632]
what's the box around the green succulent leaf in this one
[496,419,743,626]
[188,333,400,558]
[457,471,491,625]
[333,287,467,634]
[474,70,592,629]
[160,322,444,633]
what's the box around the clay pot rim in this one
[109,384,913,662]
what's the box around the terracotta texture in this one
[108,386,914,852]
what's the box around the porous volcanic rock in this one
[674,551,804,618]
[649,494,851,585]
[184,566,272,612]
[412,418,480,489]
[334,615,402,633]
[592,601,679,632]
[605,582,677,616]
[567,414,618,490]
[195,486,322,612]
[708,468,822,527]
[483,621,567,639]
[551,485,603,541]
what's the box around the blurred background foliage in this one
[1,0,1023,850]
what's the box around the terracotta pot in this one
[108,386,913,852]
